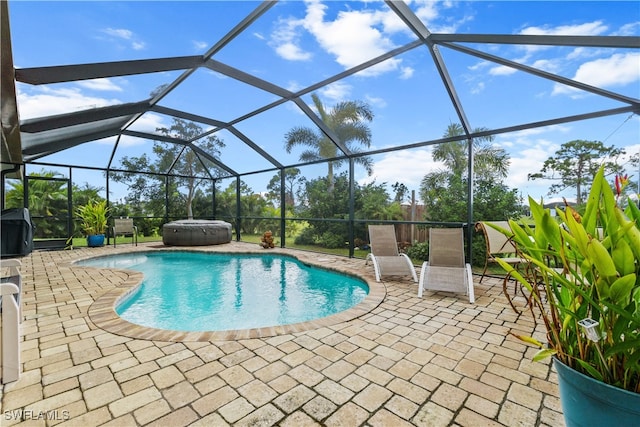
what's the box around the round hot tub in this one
[162,220,232,246]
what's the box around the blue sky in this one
[8,0,640,204]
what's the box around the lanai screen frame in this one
[2,1,639,260]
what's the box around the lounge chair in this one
[418,228,474,303]
[365,225,418,282]
[475,221,526,283]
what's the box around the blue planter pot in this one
[87,234,105,247]
[554,358,640,427]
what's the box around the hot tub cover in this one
[162,220,232,246]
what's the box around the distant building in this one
[543,198,577,216]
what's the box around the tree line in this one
[6,93,636,261]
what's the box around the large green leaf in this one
[609,274,636,307]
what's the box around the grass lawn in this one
[68,235,163,248]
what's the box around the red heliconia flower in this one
[615,174,629,198]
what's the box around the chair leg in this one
[479,261,488,283]
[466,264,474,304]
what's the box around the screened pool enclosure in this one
[1,1,638,260]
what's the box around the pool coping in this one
[72,245,386,342]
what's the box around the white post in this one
[1,282,21,383]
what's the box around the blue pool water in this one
[78,251,368,331]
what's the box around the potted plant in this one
[76,199,110,247]
[491,167,639,426]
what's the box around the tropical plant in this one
[493,167,639,393]
[5,170,75,239]
[420,123,519,222]
[76,199,110,236]
[284,93,374,193]
[432,123,509,179]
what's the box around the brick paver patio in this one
[1,242,564,426]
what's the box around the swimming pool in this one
[78,251,369,332]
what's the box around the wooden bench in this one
[112,218,138,247]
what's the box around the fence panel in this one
[396,204,428,244]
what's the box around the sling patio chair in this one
[475,221,529,313]
[111,218,138,247]
[365,225,418,283]
[475,221,527,283]
[418,227,474,303]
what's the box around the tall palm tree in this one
[284,93,374,192]
[433,123,509,180]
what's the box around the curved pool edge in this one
[80,246,386,342]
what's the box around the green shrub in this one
[294,228,317,245]
[318,232,346,249]
[406,241,429,261]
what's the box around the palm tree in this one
[284,93,374,192]
[433,123,509,180]
[6,170,68,216]
[420,123,513,222]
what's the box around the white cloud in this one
[552,52,640,95]
[616,22,640,36]
[530,58,561,73]
[102,27,133,40]
[400,66,415,79]
[319,81,352,102]
[78,78,123,92]
[270,0,416,78]
[101,27,145,50]
[517,20,609,55]
[16,85,169,148]
[270,16,312,61]
[412,0,441,23]
[125,113,169,142]
[566,47,606,61]
[572,52,640,87]
[489,65,517,76]
[17,86,121,119]
[470,81,485,95]
[303,1,398,74]
[520,20,608,36]
[268,0,471,79]
[365,95,387,109]
[360,149,436,193]
[503,124,571,140]
[468,61,491,71]
[286,80,304,92]
[411,0,470,33]
[276,42,313,61]
[193,40,209,51]
[507,145,553,182]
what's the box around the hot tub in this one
[162,220,232,246]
